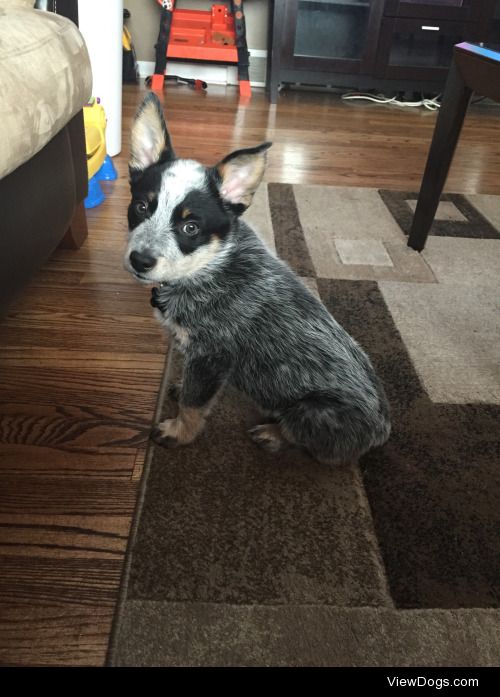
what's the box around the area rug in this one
[107,184,500,666]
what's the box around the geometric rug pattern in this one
[108,184,500,666]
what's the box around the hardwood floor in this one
[1,84,499,666]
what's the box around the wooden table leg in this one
[408,60,473,252]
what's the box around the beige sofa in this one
[0,0,92,314]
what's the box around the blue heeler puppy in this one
[125,93,391,464]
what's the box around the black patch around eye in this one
[128,160,173,229]
[172,190,231,255]
[134,200,148,216]
[128,197,157,229]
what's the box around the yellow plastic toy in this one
[83,98,117,208]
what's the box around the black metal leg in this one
[408,60,473,251]
[231,0,248,79]
[266,0,284,104]
[268,73,280,104]
[155,6,172,76]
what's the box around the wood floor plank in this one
[0,603,114,666]
[0,556,123,605]
[0,514,130,559]
[0,477,139,515]
[0,369,162,410]
[0,444,137,479]
[0,348,164,370]
[1,84,499,666]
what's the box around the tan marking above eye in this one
[181,207,192,219]
[146,192,156,202]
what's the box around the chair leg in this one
[408,59,472,252]
[59,200,88,249]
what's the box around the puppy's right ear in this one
[214,141,272,212]
[129,92,175,173]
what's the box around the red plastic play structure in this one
[151,0,251,98]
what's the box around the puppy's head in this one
[125,92,271,285]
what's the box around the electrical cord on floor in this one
[341,91,442,111]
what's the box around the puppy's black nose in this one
[129,250,157,273]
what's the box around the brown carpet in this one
[108,184,500,666]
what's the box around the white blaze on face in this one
[157,159,207,224]
[151,159,215,279]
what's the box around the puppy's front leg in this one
[151,353,230,448]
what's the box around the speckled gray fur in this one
[126,93,391,463]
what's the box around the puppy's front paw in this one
[167,383,182,402]
[249,423,285,453]
[150,287,161,309]
[150,422,179,448]
[150,287,167,311]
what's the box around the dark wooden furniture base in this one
[267,1,497,103]
[58,201,89,250]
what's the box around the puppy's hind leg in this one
[279,392,371,466]
[248,422,295,453]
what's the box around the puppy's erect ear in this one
[214,142,272,211]
[129,92,175,172]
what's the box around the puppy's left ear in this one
[129,92,175,173]
[214,142,272,211]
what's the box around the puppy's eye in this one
[182,221,200,236]
[134,201,148,216]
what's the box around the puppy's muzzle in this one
[129,250,157,274]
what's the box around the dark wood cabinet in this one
[384,1,484,22]
[267,0,497,102]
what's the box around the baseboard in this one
[137,49,267,88]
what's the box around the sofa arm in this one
[35,1,79,26]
